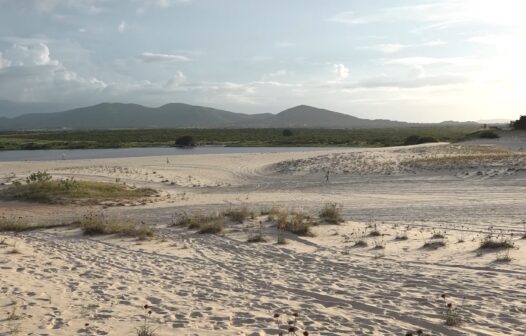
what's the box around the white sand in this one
[1,143,525,335]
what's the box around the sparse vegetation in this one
[1,172,157,204]
[319,202,344,224]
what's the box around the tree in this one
[175,135,196,147]
[511,116,526,130]
[282,129,293,137]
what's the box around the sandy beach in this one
[1,140,525,335]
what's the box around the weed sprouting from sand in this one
[439,294,464,327]
[273,311,309,336]
[495,248,512,263]
[368,222,382,237]
[135,304,158,336]
[319,202,344,224]
[372,238,386,250]
[79,210,154,239]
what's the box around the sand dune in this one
[1,143,525,335]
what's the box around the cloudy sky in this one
[0,0,524,122]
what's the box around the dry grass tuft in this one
[275,209,314,237]
[223,206,254,223]
[79,211,153,239]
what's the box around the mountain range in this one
[0,101,479,130]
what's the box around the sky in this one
[0,0,524,122]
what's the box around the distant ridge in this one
[0,102,479,130]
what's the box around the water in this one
[0,146,347,162]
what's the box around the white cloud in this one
[4,42,59,66]
[0,52,11,69]
[357,41,447,54]
[117,21,127,33]
[262,69,288,80]
[333,64,349,80]
[31,0,106,14]
[0,41,107,102]
[164,71,187,88]
[138,52,191,63]
[385,57,472,66]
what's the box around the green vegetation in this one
[1,172,156,204]
[0,126,479,150]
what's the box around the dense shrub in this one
[175,135,195,147]
[511,116,526,130]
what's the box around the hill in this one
[0,102,477,130]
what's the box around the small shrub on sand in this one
[2,173,157,204]
[180,212,225,234]
[422,240,446,250]
[319,202,344,224]
[353,239,368,248]
[479,228,514,250]
[276,210,314,237]
[223,206,254,223]
[79,211,153,239]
